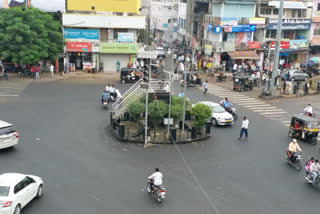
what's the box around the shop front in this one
[99,43,139,72]
[67,42,93,71]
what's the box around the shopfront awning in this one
[227,51,259,60]
[279,48,309,53]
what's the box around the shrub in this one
[148,100,168,127]
[190,103,212,127]
[128,100,145,121]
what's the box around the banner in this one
[224,25,256,33]
[220,18,238,27]
[204,44,212,55]
[118,33,134,43]
[249,42,261,49]
[249,18,266,25]
[270,41,290,49]
[290,40,309,49]
[100,43,138,54]
[64,28,99,40]
[0,0,66,12]
[267,19,311,30]
[68,0,140,13]
[67,42,92,52]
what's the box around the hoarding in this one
[249,18,266,25]
[100,43,138,54]
[118,33,134,43]
[204,45,212,55]
[290,40,308,49]
[207,24,213,32]
[224,25,256,33]
[0,0,66,12]
[249,42,261,49]
[67,42,92,53]
[270,41,290,49]
[67,0,140,13]
[220,18,238,27]
[64,28,99,40]
[266,19,311,30]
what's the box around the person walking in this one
[50,63,54,78]
[35,64,40,79]
[239,116,249,140]
[203,80,208,95]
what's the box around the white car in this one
[0,120,19,150]
[0,173,43,214]
[198,101,234,126]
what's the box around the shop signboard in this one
[290,40,309,49]
[214,26,222,33]
[224,25,256,33]
[0,0,66,12]
[100,43,139,54]
[204,44,212,55]
[207,24,213,32]
[118,33,134,43]
[249,42,261,49]
[67,0,140,13]
[67,42,92,53]
[64,28,99,40]
[270,41,290,49]
[220,18,238,27]
[266,19,311,30]
[249,17,266,25]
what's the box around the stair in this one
[112,79,169,120]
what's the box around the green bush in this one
[128,100,145,121]
[190,103,212,127]
[148,100,168,127]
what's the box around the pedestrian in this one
[232,63,237,73]
[2,66,8,80]
[50,63,54,78]
[31,65,35,78]
[36,64,40,79]
[203,80,208,95]
[239,116,249,140]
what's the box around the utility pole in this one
[182,57,187,132]
[271,0,284,92]
[167,52,174,134]
[144,59,152,147]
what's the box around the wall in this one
[212,2,255,18]
[100,54,129,72]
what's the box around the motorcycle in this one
[102,100,108,110]
[286,151,302,171]
[147,180,166,203]
[301,111,316,118]
[225,107,238,121]
[305,172,320,185]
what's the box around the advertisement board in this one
[290,40,309,49]
[267,19,311,30]
[0,0,66,12]
[67,42,92,53]
[204,44,212,55]
[100,43,138,54]
[224,25,256,33]
[270,41,290,49]
[64,28,99,40]
[220,18,238,27]
[68,0,140,13]
[207,24,213,32]
[249,18,266,25]
[118,33,134,43]
[249,42,261,49]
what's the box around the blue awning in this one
[279,48,309,53]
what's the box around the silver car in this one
[281,69,309,81]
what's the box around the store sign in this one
[214,26,222,33]
[220,18,238,27]
[249,17,266,25]
[267,19,311,30]
[204,44,212,55]
[0,0,66,12]
[207,24,213,32]
[224,25,256,33]
[118,33,134,43]
[249,42,261,49]
[67,42,92,52]
[270,41,290,49]
[290,40,309,49]
[64,28,99,40]
[100,43,138,54]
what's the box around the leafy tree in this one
[190,104,212,127]
[0,7,63,64]
[170,96,191,123]
[148,100,168,127]
[128,100,145,121]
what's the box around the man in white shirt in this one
[105,84,110,93]
[309,160,320,183]
[148,168,163,192]
[233,63,237,73]
[239,116,249,140]
[288,139,302,162]
[50,64,54,77]
[304,104,313,117]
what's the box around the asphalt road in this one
[0,75,320,214]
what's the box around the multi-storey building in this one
[310,0,320,53]
[62,0,145,72]
[177,0,188,41]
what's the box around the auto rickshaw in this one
[120,68,140,83]
[180,73,202,87]
[288,115,319,145]
[232,76,253,92]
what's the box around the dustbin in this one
[191,127,198,140]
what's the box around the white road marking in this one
[252,109,286,112]
[248,106,277,110]
[260,112,288,115]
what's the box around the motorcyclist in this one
[148,168,163,192]
[220,98,232,108]
[288,139,302,163]
[308,159,320,183]
[102,90,109,104]
[305,157,314,176]
[304,104,313,117]
[105,84,110,93]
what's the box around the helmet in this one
[293,139,297,143]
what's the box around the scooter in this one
[147,180,166,203]
[103,100,108,110]
[225,107,238,121]
[305,172,320,185]
[286,151,302,171]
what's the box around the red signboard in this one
[67,42,92,52]
[270,41,290,49]
[249,41,261,49]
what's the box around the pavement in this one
[1,66,320,214]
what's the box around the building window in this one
[266,30,277,39]
[273,9,278,15]
[293,9,306,18]
[222,33,228,42]
[314,28,320,36]
[113,29,127,40]
[260,8,272,15]
[282,31,290,39]
[318,3,320,11]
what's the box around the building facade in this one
[310,0,320,52]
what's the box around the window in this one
[14,182,24,194]
[0,186,10,197]
[282,31,290,39]
[22,177,34,187]
[0,126,16,135]
[318,3,320,11]
[223,33,228,42]
[314,28,320,36]
[113,29,127,40]
[266,30,277,39]
[260,8,272,15]
[273,9,278,15]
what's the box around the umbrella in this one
[309,57,320,63]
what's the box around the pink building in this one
[310,0,320,52]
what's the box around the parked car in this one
[0,173,43,214]
[0,120,19,150]
[197,101,234,126]
[156,47,166,58]
[281,69,309,81]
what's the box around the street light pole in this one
[182,58,187,132]
[167,53,173,134]
[144,59,152,147]
[271,0,284,92]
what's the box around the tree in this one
[148,100,168,127]
[190,104,212,127]
[128,100,145,121]
[0,7,63,64]
[170,96,191,123]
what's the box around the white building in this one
[177,0,187,40]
